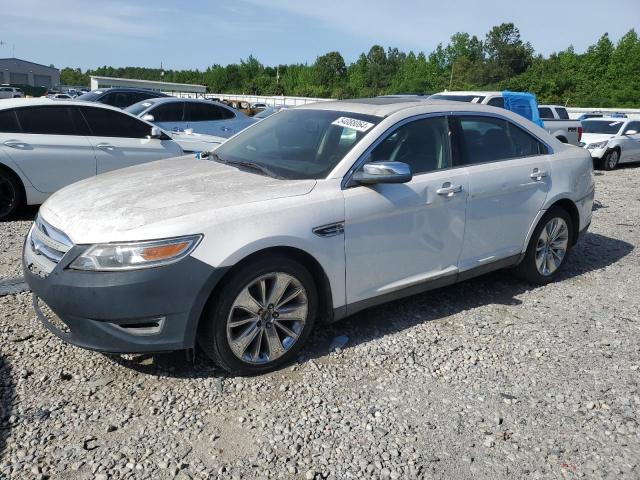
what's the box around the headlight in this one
[587,140,608,150]
[69,235,202,271]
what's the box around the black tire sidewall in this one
[202,256,318,375]
[0,170,23,221]
[518,207,574,285]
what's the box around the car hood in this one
[581,133,616,145]
[39,156,316,244]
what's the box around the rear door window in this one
[186,103,225,122]
[453,115,548,165]
[555,107,570,119]
[80,107,151,138]
[538,107,554,119]
[16,106,79,135]
[218,105,236,119]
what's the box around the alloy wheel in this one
[226,272,308,364]
[535,217,569,276]
[607,150,619,169]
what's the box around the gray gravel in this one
[1,167,639,479]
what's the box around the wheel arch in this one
[0,161,27,207]
[194,246,335,343]
[556,135,568,144]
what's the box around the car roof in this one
[90,87,169,95]
[431,91,502,97]
[296,97,506,118]
[0,97,133,113]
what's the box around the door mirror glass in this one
[142,114,155,122]
[150,126,163,138]
[353,161,412,185]
[624,129,638,136]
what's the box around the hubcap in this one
[608,151,619,169]
[226,272,308,364]
[535,217,569,276]
[0,176,16,217]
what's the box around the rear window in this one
[556,107,570,120]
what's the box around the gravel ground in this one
[1,167,639,480]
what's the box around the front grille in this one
[25,215,73,276]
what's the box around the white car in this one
[0,87,24,99]
[0,98,183,220]
[125,98,257,139]
[580,118,640,170]
[23,98,595,375]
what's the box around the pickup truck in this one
[429,91,583,145]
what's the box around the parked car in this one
[125,98,257,139]
[577,112,628,121]
[0,98,183,220]
[0,87,24,99]
[429,91,583,145]
[49,93,73,100]
[23,98,594,375]
[580,117,640,170]
[76,88,169,109]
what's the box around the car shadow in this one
[106,232,633,379]
[12,205,39,222]
[0,354,14,461]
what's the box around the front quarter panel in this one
[189,179,347,310]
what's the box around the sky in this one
[1,0,639,70]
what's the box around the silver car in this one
[581,118,640,170]
[126,98,257,138]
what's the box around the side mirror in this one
[150,126,163,139]
[142,114,155,122]
[352,161,412,185]
[624,129,638,136]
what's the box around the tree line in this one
[60,24,640,108]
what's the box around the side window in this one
[455,115,547,165]
[625,122,640,133]
[0,109,21,133]
[150,102,184,122]
[556,107,570,120]
[186,103,224,122]
[218,105,235,119]
[369,116,450,175]
[80,107,151,138]
[15,106,78,135]
[538,107,554,119]
[487,97,505,109]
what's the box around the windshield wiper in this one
[209,153,282,179]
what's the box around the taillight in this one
[578,126,583,142]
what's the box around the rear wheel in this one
[199,255,318,375]
[515,207,573,284]
[0,170,23,221]
[602,149,619,171]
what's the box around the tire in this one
[515,207,573,285]
[198,255,318,376]
[602,149,619,171]
[0,169,24,221]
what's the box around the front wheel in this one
[602,149,619,171]
[199,255,318,375]
[515,207,573,284]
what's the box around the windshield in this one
[582,120,624,135]
[253,108,276,119]
[125,100,156,116]
[430,94,486,103]
[213,109,381,180]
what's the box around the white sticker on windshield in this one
[332,117,375,133]
[471,97,481,103]
[142,102,152,107]
[609,122,622,126]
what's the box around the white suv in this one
[0,98,183,220]
[23,98,595,375]
[0,86,24,99]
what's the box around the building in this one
[90,76,206,97]
[0,58,60,88]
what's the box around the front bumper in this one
[24,245,225,354]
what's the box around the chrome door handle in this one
[3,140,26,148]
[96,143,115,150]
[530,169,548,180]
[436,184,463,196]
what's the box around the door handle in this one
[436,183,463,196]
[95,143,115,150]
[3,140,26,149]
[530,169,548,180]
